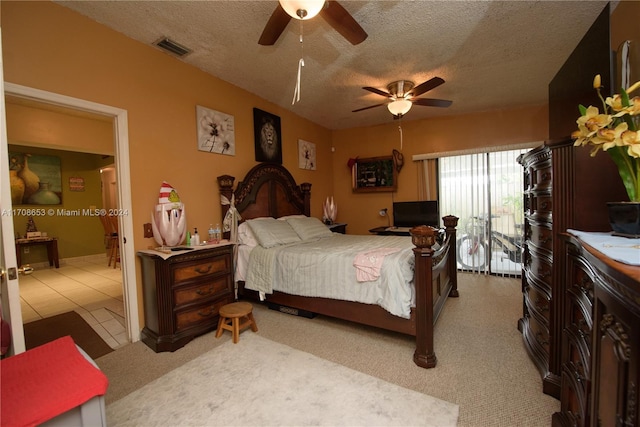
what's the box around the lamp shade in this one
[387,99,412,116]
[279,0,325,20]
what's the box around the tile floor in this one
[20,253,128,350]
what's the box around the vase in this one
[10,170,25,205]
[27,182,61,205]
[607,202,640,238]
[18,154,40,203]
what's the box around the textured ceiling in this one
[55,0,610,130]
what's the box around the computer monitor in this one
[392,201,439,228]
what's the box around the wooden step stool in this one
[215,302,258,343]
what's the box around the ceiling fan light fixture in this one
[387,99,412,117]
[279,0,325,20]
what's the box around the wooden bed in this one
[217,163,458,368]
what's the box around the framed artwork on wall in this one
[253,108,282,164]
[9,152,62,204]
[196,105,235,155]
[298,139,316,170]
[351,156,397,193]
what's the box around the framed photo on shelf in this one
[351,156,397,193]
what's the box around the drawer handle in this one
[540,201,549,210]
[535,299,548,312]
[195,264,213,275]
[196,287,214,296]
[537,266,550,277]
[197,308,214,317]
[541,172,551,181]
[536,332,549,346]
[539,235,551,244]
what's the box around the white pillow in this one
[286,217,334,241]
[277,214,307,220]
[237,221,258,247]
[246,217,301,248]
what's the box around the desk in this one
[16,237,59,268]
[368,226,411,236]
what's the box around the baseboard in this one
[267,302,316,319]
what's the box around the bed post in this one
[217,175,235,239]
[300,182,311,216]
[410,225,437,369]
[443,215,459,297]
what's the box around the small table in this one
[15,237,59,268]
[326,222,347,234]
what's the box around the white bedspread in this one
[244,234,416,318]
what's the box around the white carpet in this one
[106,333,459,426]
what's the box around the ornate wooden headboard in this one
[217,163,311,222]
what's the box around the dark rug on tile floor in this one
[24,311,113,359]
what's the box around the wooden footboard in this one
[410,215,458,368]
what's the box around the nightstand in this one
[326,222,347,234]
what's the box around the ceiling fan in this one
[352,77,453,118]
[258,0,368,46]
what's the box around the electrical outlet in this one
[143,223,153,238]
[23,247,29,254]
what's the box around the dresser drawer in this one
[173,254,231,284]
[529,223,553,253]
[175,298,230,332]
[531,194,552,216]
[564,326,590,381]
[526,313,550,354]
[173,276,232,307]
[529,250,553,288]
[559,364,589,427]
[532,165,552,191]
[524,283,550,322]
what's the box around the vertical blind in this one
[434,147,531,276]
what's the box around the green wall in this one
[10,144,114,264]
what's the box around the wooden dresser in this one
[138,243,235,352]
[518,140,628,398]
[518,145,556,395]
[553,233,640,427]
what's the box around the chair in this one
[99,214,119,268]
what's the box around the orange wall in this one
[331,104,548,234]
[1,1,333,327]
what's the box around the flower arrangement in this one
[571,75,640,202]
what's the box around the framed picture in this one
[9,152,62,204]
[298,139,316,170]
[253,108,282,164]
[196,105,235,155]
[352,156,397,193]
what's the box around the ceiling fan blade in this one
[321,1,368,45]
[362,86,391,97]
[410,77,445,97]
[352,102,388,113]
[258,4,292,46]
[412,98,453,108]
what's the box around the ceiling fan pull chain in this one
[292,58,304,104]
[292,21,305,105]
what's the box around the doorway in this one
[2,83,139,353]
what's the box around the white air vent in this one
[154,37,192,57]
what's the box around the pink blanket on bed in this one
[353,247,402,282]
[0,336,109,427]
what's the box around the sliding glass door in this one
[439,148,528,276]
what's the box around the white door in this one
[0,28,26,355]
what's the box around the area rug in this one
[24,311,113,360]
[106,333,458,426]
